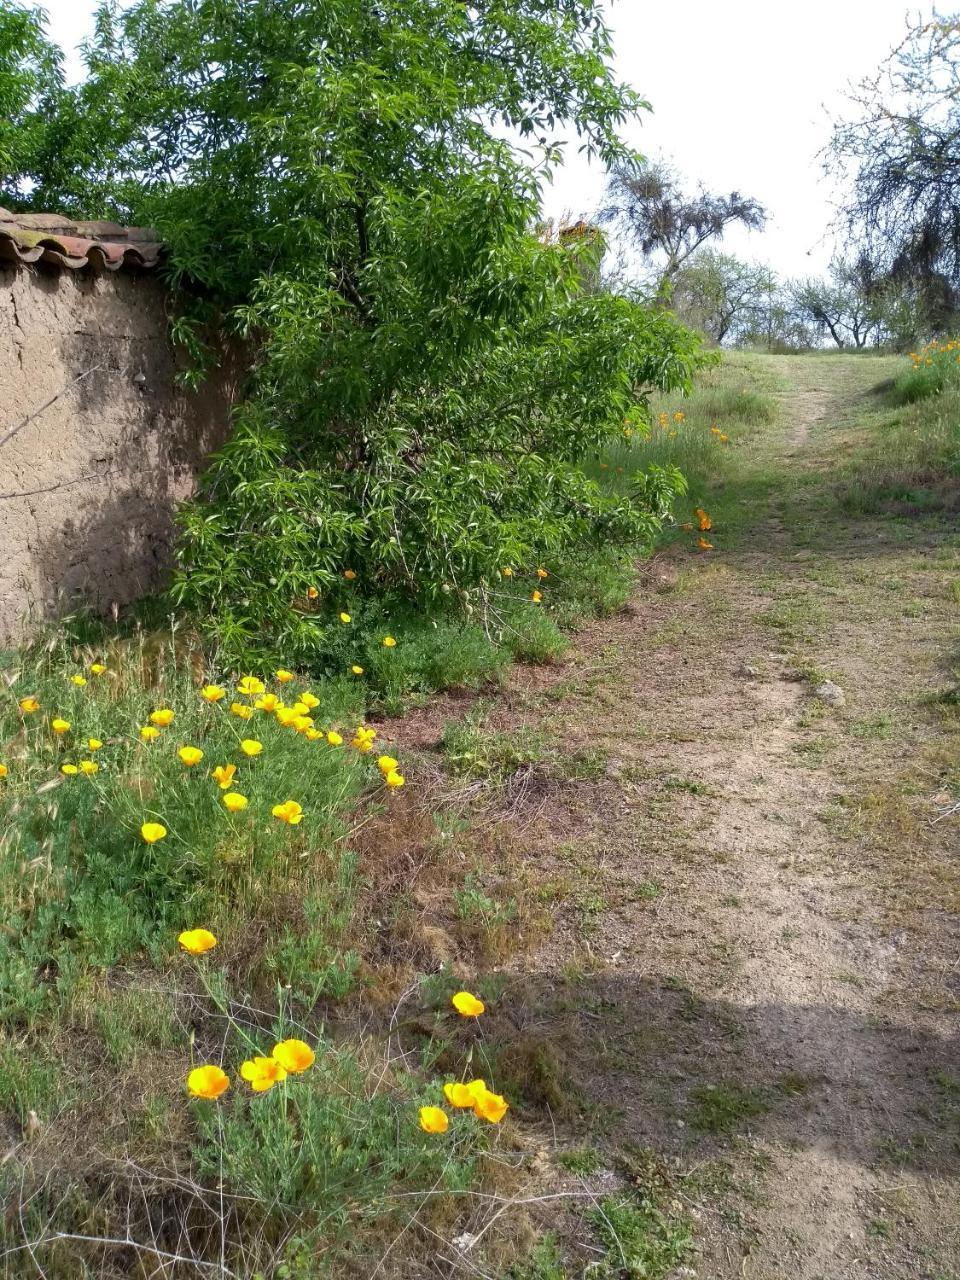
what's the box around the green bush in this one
[9,0,703,672]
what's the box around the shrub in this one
[893,338,960,403]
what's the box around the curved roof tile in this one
[0,207,163,272]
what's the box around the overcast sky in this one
[39,0,930,278]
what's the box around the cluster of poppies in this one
[418,990,510,1134]
[7,665,407,837]
[680,506,714,552]
[499,565,548,605]
[179,929,315,1097]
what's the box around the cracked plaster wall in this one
[0,265,239,641]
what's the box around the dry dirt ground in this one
[389,354,960,1279]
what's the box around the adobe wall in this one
[0,264,239,641]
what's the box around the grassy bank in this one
[0,534,654,1276]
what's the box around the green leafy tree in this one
[671,250,776,345]
[0,1,62,201]
[19,0,703,666]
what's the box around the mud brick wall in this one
[0,265,239,641]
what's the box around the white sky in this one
[40,0,931,278]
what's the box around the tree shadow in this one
[481,972,960,1178]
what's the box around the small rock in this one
[737,663,761,679]
[814,680,846,707]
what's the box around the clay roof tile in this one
[0,207,163,272]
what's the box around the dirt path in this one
[393,355,960,1277]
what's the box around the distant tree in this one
[671,250,775,345]
[829,14,960,310]
[599,160,766,292]
[789,257,888,349]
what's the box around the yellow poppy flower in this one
[290,701,310,716]
[472,1088,509,1124]
[222,791,248,812]
[149,708,174,727]
[60,763,78,776]
[51,718,71,734]
[201,685,226,703]
[451,991,485,1017]
[178,746,204,767]
[271,1039,315,1073]
[339,612,351,624]
[178,928,217,954]
[536,568,549,579]
[418,1106,449,1134]
[719,433,729,443]
[79,760,98,775]
[187,1065,229,1100]
[87,738,103,751]
[18,696,40,714]
[240,739,263,757]
[237,676,265,696]
[275,670,295,683]
[501,567,513,578]
[90,663,107,676]
[326,730,343,746]
[383,636,396,648]
[377,754,399,775]
[710,426,722,436]
[240,1056,287,1092]
[271,800,303,825]
[0,764,7,779]
[140,726,160,742]
[71,675,87,687]
[351,665,364,676]
[293,715,314,733]
[343,569,357,581]
[255,693,281,711]
[307,586,319,599]
[211,764,237,789]
[531,590,542,603]
[695,508,711,531]
[299,692,320,709]
[230,702,255,720]
[275,706,298,727]
[443,1082,477,1109]
[385,769,405,789]
[141,822,167,844]
[697,537,714,551]
[352,726,376,752]
[304,728,323,741]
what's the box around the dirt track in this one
[391,354,960,1277]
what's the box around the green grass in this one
[591,352,781,502]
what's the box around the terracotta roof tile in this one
[0,207,163,272]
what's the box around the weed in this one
[557,1146,604,1176]
[689,1082,771,1134]
[589,1195,692,1279]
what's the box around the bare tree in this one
[829,14,960,310]
[599,160,766,292]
